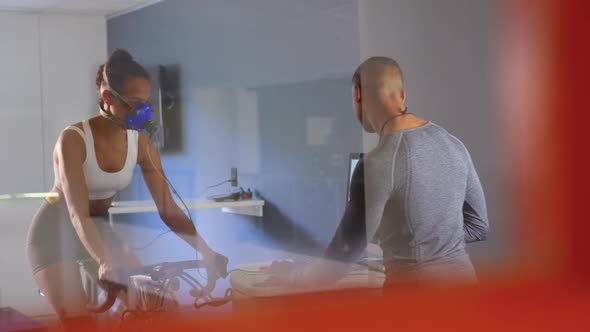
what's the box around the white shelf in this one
[108,199,265,216]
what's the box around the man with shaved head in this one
[271,56,489,288]
[351,56,413,134]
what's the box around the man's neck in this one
[379,113,429,136]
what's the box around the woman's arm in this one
[137,134,215,257]
[56,129,113,265]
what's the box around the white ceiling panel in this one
[0,0,162,15]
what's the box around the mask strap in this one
[102,63,133,110]
[99,105,128,129]
[99,64,129,128]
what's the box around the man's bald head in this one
[352,56,404,99]
[351,56,407,133]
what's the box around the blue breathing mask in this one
[101,64,153,131]
[126,102,153,131]
[122,98,153,131]
[105,92,153,131]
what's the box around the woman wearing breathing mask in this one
[25,49,228,329]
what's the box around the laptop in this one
[346,153,363,202]
[345,153,384,269]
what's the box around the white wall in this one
[0,12,44,194]
[358,0,506,266]
[0,12,106,193]
[0,11,106,317]
[39,14,107,189]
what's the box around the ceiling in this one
[0,0,162,16]
[0,0,356,19]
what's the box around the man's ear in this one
[354,84,362,103]
[400,89,406,106]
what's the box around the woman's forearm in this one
[162,210,213,256]
[70,216,113,264]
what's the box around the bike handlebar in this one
[86,258,228,313]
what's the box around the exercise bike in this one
[79,255,232,324]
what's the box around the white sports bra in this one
[54,120,138,200]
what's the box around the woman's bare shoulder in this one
[61,119,88,133]
[55,120,89,160]
[136,131,152,163]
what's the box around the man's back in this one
[364,121,488,283]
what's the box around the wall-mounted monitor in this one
[146,65,183,153]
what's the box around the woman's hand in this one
[98,246,142,286]
[201,250,229,295]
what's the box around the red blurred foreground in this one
[38,0,590,330]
